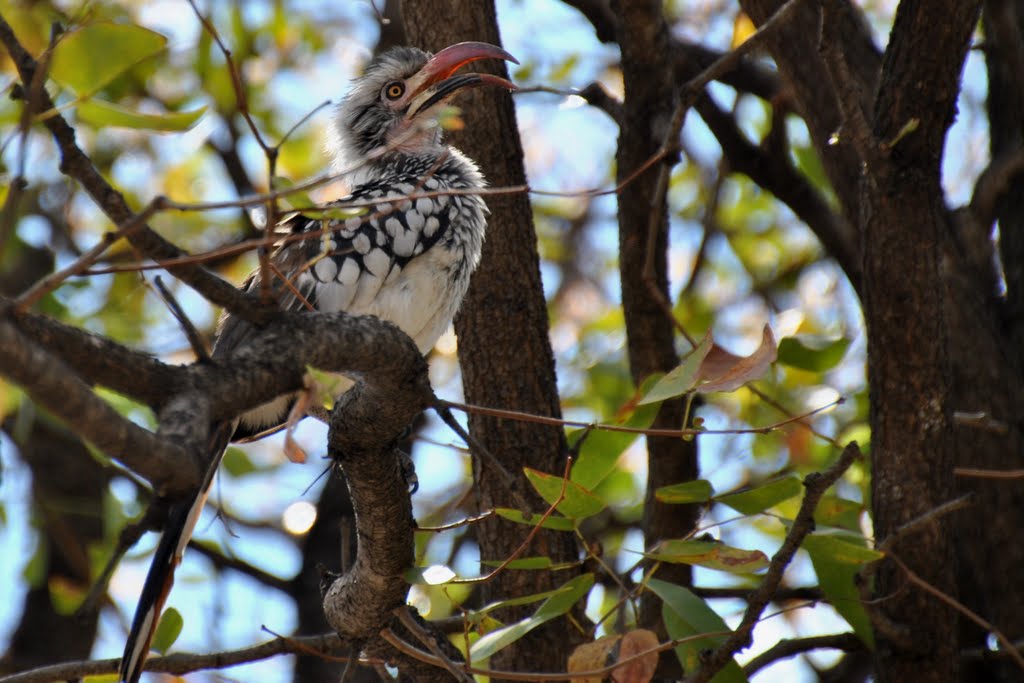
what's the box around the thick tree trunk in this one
[401,1,580,675]
[864,2,982,681]
[611,1,698,677]
[946,3,1024,681]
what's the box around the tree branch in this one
[0,316,201,494]
[0,632,348,683]
[684,442,862,683]
[692,93,861,292]
[742,632,864,676]
[11,302,184,407]
[0,16,272,324]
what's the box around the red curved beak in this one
[405,41,518,118]
[419,41,519,90]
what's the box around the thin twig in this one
[889,552,1024,671]
[417,509,494,532]
[13,198,164,311]
[876,494,973,553]
[954,467,1024,479]
[442,396,843,439]
[394,609,473,683]
[0,631,351,683]
[431,398,530,510]
[748,384,842,447]
[684,442,862,683]
[743,632,864,675]
[153,276,211,361]
[452,455,575,586]
[678,0,809,110]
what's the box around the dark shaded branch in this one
[564,0,783,100]
[692,586,823,602]
[692,93,861,292]
[189,541,293,594]
[0,316,201,493]
[743,633,864,676]
[818,0,883,171]
[740,0,879,261]
[0,632,348,683]
[7,306,435,493]
[684,442,861,683]
[613,3,697,679]
[10,303,182,407]
[674,39,781,102]
[969,147,1024,231]
[192,311,429,423]
[321,349,430,642]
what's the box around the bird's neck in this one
[336,145,482,193]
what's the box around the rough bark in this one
[945,3,1024,681]
[863,1,982,681]
[736,1,1024,680]
[400,1,579,675]
[610,1,698,677]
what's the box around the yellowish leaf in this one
[732,12,757,49]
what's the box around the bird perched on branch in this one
[119,42,517,683]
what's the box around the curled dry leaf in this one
[695,324,777,393]
[639,325,777,405]
[567,629,659,683]
[613,629,660,683]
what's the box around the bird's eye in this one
[383,81,405,101]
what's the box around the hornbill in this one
[118,42,517,683]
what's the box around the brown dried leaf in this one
[612,629,659,683]
[567,630,659,683]
[568,634,618,682]
[695,324,777,393]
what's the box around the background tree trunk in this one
[401,1,581,675]
[611,1,699,678]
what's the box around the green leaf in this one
[304,366,351,408]
[656,479,714,504]
[470,573,593,661]
[716,476,803,515]
[480,556,554,570]
[222,447,258,478]
[569,428,636,491]
[493,507,576,531]
[474,582,577,616]
[150,606,184,654]
[570,373,659,490]
[638,333,713,404]
[76,99,205,132]
[48,576,87,615]
[648,579,749,683]
[803,533,882,648]
[524,467,606,519]
[51,23,167,93]
[814,496,864,531]
[645,540,769,573]
[777,336,851,372]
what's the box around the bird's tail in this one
[119,421,234,683]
